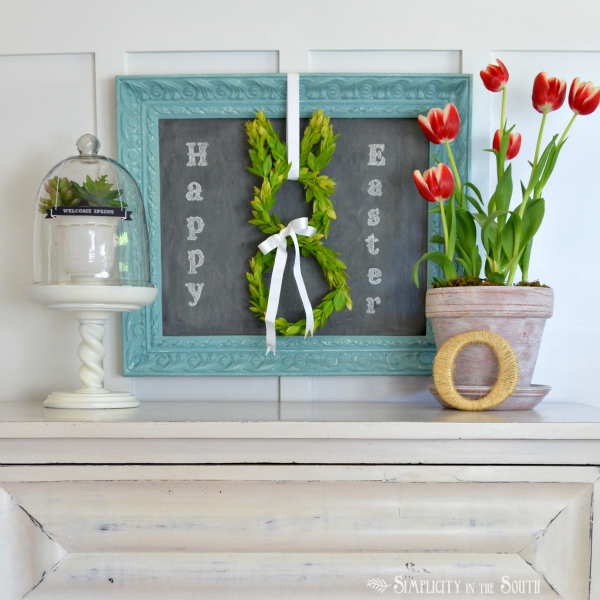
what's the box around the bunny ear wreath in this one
[246,110,353,337]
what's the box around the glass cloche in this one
[33,134,152,287]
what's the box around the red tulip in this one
[568,77,600,115]
[493,129,522,160]
[532,72,567,114]
[480,59,509,92]
[417,103,460,145]
[413,163,454,203]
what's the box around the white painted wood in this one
[309,50,462,73]
[2,480,586,554]
[519,485,592,599]
[23,553,559,599]
[1,401,599,439]
[0,487,67,600]
[279,376,312,401]
[5,437,600,466]
[1,466,595,600]
[288,376,435,403]
[0,52,94,403]
[3,402,600,465]
[0,464,598,484]
[592,474,600,600]
[125,50,279,76]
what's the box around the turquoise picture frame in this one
[117,73,471,376]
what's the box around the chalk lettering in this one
[368,268,382,285]
[186,216,205,241]
[186,142,208,166]
[186,181,203,201]
[187,249,205,274]
[367,208,380,226]
[365,233,379,255]
[368,144,385,166]
[367,179,383,196]
[366,297,381,314]
[185,282,204,307]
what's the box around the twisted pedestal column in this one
[28,285,158,409]
[44,310,139,409]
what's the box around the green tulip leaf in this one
[500,211,522,260]
[471,245,482,278]
[519,239,533,281]
[476,209,510,239]
[529,136,557,191]
[487,271,508,284]
[464,193,486,215]
[446,196,457,260]
[493,164,513,218]
[455,206,477,246]
[456,258,472,274]
[412,251,457,287]
[520,197,545,250]
[539,138,566,191]
[429,235,446,245]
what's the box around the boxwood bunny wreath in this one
[246,110,352,342]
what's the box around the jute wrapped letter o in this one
[433,330,520,411]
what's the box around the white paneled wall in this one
[1,1,599,404]
[125,51,279,76]
[308,50,461,74]
[0,53,95,402]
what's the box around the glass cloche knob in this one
[76,134,101,156]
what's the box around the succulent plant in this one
[71,175,126,208]
[38,176,80,213]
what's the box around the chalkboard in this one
[117,74,472,376]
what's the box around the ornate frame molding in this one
[117,74,471,376]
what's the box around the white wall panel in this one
[279,376,436,403]
[132,376,279,402]
[309,50,461,74]
[0,53,95,402]
[125,51,279,76]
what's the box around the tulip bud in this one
[480,59,509,92]
[532,72,567,114]
[568,77,600,116]
[417,103,460,145]
[413,163,454,203]
[493,129,522,160]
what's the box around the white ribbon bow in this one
[258,217,317,355]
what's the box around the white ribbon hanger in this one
[287,73,300,181]
[258,217,316,355]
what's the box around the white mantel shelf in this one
[1,401,600,465]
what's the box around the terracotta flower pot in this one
[426,286,554,408]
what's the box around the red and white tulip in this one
[493,129,522,160]
[568,77,600,116]
[417,103,460,145]
[480,59,509,92]
[413,163,455,203]
[532,72,567,114]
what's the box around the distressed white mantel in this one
[2,401,600,599]
[1,401,600,465]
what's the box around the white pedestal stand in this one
[27,285,157,409]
